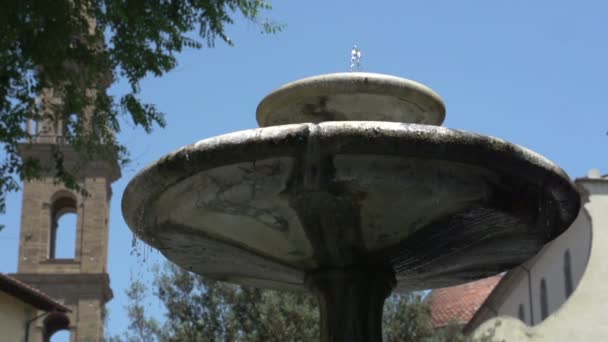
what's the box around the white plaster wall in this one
[0,291,35,342]
[526,207,591,324]
[496,276,531,324]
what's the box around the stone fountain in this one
[122,72,580,342]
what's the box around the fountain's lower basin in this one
[122,121,579,293]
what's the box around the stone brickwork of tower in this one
[12,103,120,341]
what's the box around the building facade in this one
[11,111,120,341]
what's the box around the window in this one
[518,303,526,323]
[63,113,79,138]
[564,249,573,298]
[540,278,549,320]
[49,194,78,259]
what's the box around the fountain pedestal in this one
[306,268,396,342]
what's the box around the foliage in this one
[111,263,319,342]
[383,292,434,341]
[0,0,281,212]
[109,262,486,342]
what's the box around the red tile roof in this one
[0,273,70,312]
[427,275,501,328]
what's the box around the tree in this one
[0,0,281,212]
[383,292,434,341]
[112,263,319,342]
[109,262,477,342]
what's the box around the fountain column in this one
[307,268,395,342]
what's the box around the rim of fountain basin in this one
[121,121,580,288]
[256,72,446,127]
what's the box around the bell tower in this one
[12,89,120,341]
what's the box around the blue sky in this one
[1,0,607,339]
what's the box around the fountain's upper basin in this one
[256,73,446,127]
[122,121,580,292]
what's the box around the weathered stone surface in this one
[256,73,446,127]
[122,72,581,342]
[122,121,579,291]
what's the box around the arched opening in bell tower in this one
[43,311,71,342]
[49,193,78,260]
